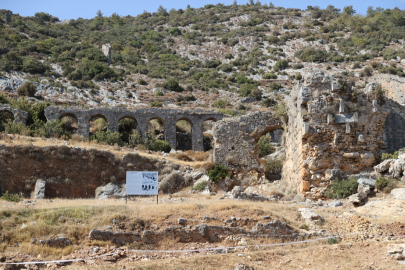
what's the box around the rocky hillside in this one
[0,4,404,114]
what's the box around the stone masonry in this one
[44,106,222,151]
[213,111,284,170]
[0,104,29,125]
[283,71,390,194]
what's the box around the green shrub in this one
[164,78,183,92]
[261,98,277,107]
[381,151,399,160]
[138,78,148,85]
[295,47,328,62]
[249,88,262,100]
[213,98,229,109]
[4,121,31,136]
[295,73,302,80]
[375,177,388,191]
[155,90,164,96]
[268,82,282,92]
[383,179,398,194]
[0,191,21,202]
[257,136,274,157]
[91,130,123,146]
[17,82,37,97]
[184,95,196,101]
[264,159,283,174]
[191,181,208,191]
[168,27,182,36]
[328,238,338,245]
[128,130,143,147]
[22,58,48,74]
[263,73,277,79]
[34,120,70,138]
[150,100,163,107]
[150,139,171,153]
[208,163,230,183]
[324,178,359,199]
[273,59,288,71]
[238,84,255,97]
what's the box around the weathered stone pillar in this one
[192,120,204,152]
[78,117,90,137]
[165,120,177,150]
[137,120,148,138]
[107,121,119,133]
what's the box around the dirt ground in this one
[1,194,405,270]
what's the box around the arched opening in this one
[89,114,108,135]
[176,118,193,151]
[0,110,14,132]
[118,116,138,145]
[202,118,218,151]
[147,117,165,140]
[59,113,78,134]
[257,127,285,181]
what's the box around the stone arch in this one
[89,114,108,135]
[176,117,193,151]
[147,117,165,140]
[59,113,78,134]
[118,115,139,144]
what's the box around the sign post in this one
[126,171,159,204]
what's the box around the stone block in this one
[34,179,46,199]
[335,113,358,123]
[391,188,405,200]
[299,181,310,192]
[343,152,360,158]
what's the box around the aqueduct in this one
[44,106,223,152]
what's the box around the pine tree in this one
[233,0,237,6]
[96,10,103,18]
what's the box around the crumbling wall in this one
[0,104,29,125]
[0,144,161,198]
[213,111,284,170]
[283,71,390,195]
[369,74,405,153]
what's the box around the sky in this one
[2,0,405,20]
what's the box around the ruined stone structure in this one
[369,74,405,153]
[89,219,298,245]
[213,71,391,195]
[44,106,222,151]
[213,111,284,170]
[101,44,112,65]
[0,144,161,198]
[283,72,390,194]
[0,104,29,125]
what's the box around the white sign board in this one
[126,171,158,195]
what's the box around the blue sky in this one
[2,0,405,20]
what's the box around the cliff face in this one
[0,144,160,198]
[283,71,390,195]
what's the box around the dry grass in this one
[0,195,303,260]
[0,134,209,167]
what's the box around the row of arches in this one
[57,113,217,151]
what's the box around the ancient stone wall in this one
[0,104,29,125]
[45,106,222,152]
[89,219,298,245]
[369,74,405,153]
[213,111,284,170]
[283,71,390,194]
[0,144,162,198]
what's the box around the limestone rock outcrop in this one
[101,44,112,65]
